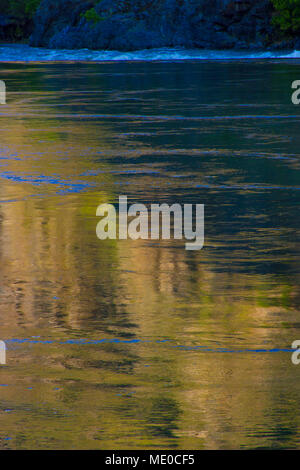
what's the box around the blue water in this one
[4,338,295,353]
[1,43,300,62]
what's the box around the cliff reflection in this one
[0,61,299,449]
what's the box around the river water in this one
[0,45,300,449]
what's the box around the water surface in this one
[0,56,300,449]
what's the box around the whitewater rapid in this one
[1,44,300,62]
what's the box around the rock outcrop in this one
[28,0,278,50]
[0,14,19,41]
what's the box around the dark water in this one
[0,60,300,449]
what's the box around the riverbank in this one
[29,0,274,51]
[1,0,300,53]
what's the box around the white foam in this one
[1,44,300,62]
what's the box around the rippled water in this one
[0,56,300,449]
[1,43,300,62]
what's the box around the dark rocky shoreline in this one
[1,0,300,52]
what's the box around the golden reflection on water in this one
[0,62,299,449]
